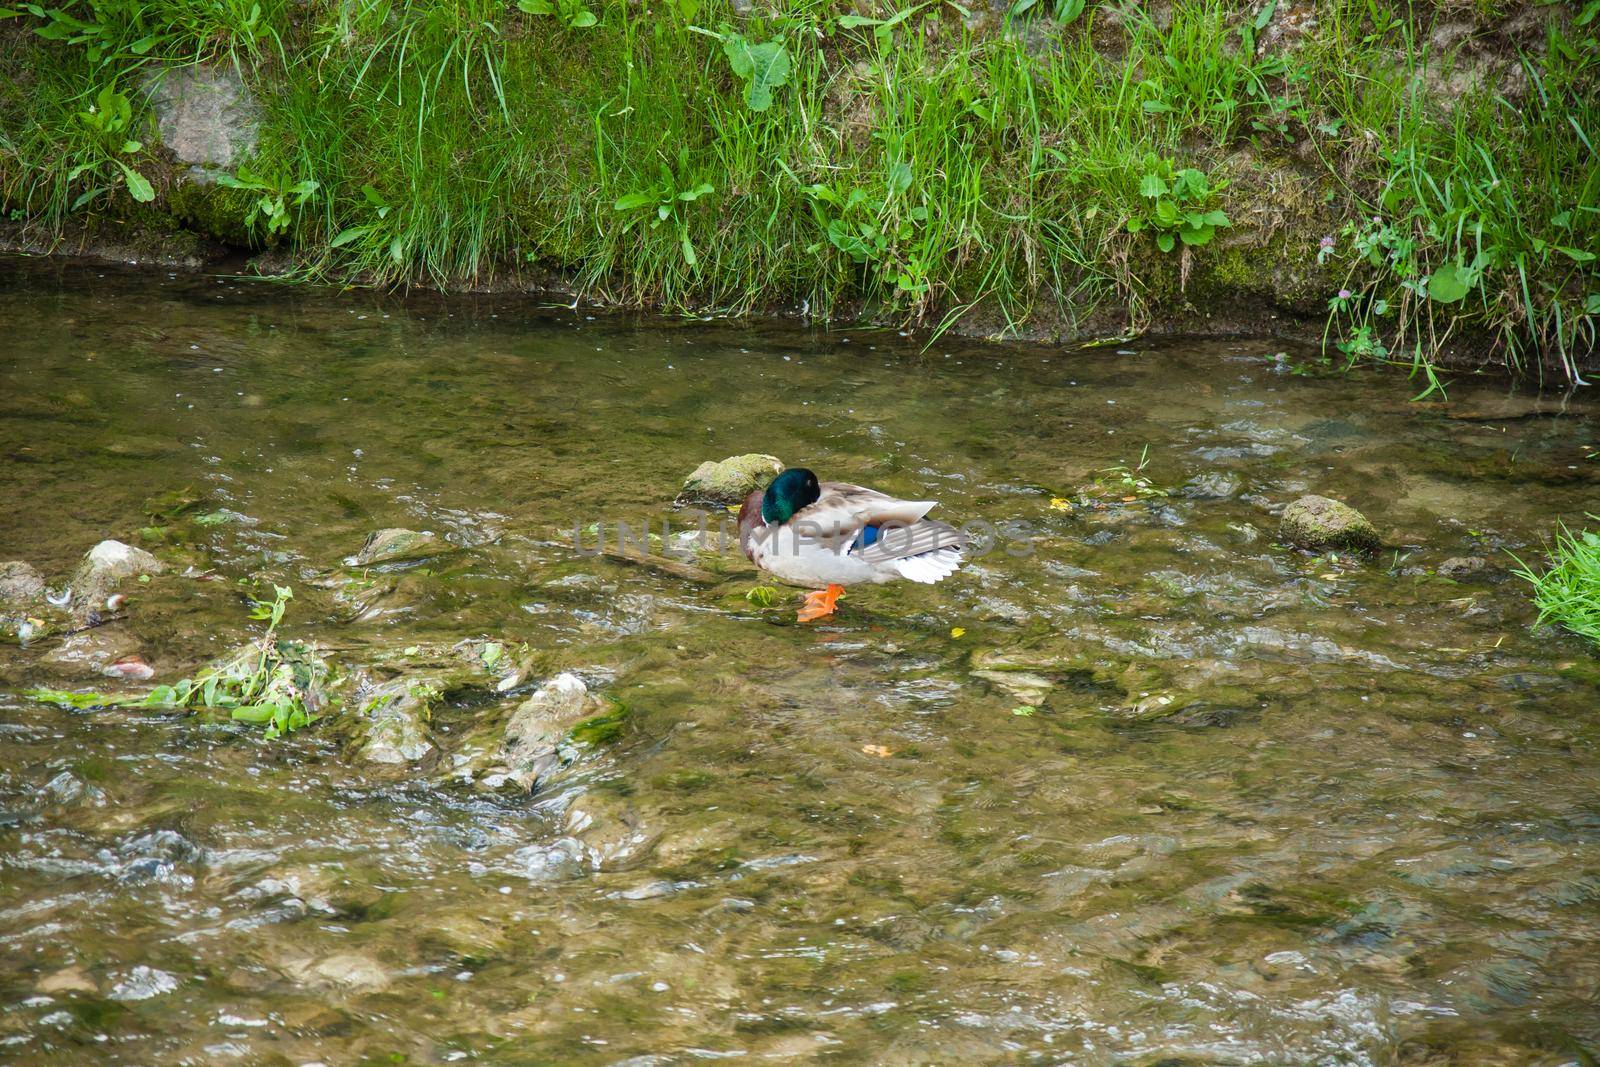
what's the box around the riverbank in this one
[2,1,1597,382]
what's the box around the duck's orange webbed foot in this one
[796,584,845,623]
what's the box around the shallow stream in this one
[2,261,1598,1064]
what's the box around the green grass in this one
[1513,519,1600,649]
[1,0,1596,379]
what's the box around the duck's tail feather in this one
[889,545,964,584]
[853,519,968,584]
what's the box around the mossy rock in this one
[1279,495,1380,553]
[349,528,444,567]
[676,454,784,507]
[167,179,263,249]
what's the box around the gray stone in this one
[1438,556,1489,580]
[302,952,390,992]
[1257,0,1318,54]
[1180,471,1242,500]
[503,672,591,790]
[1278,495,1380,553]
[36,966,97,997]
[676,454,783,507]
[354,680,440,767]
[0,561,44,602]
[68,540,164,608]
[144,65,260,175]
[348,528,443,567]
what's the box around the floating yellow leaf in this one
[1049,497,1071,511]
[861,744,893,758]
[950,627,965,638]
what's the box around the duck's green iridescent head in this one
[762,468,820,524]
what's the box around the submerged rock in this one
[353,679,440,767]
[349,528,443,567]
[69,540,164,608]
[1438,556,1490,580]
[298,952,390,993]
[1180,471,1242,500]
[0,561,45,603]
[36,966,97,997]
[676,454,783,507]
[1278,495,1380,553]
[503,672,592,790]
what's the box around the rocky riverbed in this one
[2,263,1598,1063]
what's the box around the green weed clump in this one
[1513,520,1600,649]
[27,585,332,738]
[0,0,1595,380]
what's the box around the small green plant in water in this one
[1078,445,1167,505]
[745,585,777,608]
[565,698,630,747]
[1511,518,1600,649]
[1126,154,1230,253]
[27,585,330,739]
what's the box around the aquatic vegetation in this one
[27,584,330,738]
[1076,446,1168,505]
[1513,520,1600,648]
[564,697,630,746]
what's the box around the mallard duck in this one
[738,468,967,622]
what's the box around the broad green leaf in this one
[118,162,155,203]
[330,225,369,248]
[567,9,596,26]
[1427,263,1471,303]
[722,35,790,112]
[1056,0,1087,23]
[231,704,276,723]
[677,182,714,201]
[680,232,697,267]
[1139,173,1167,198]
[516,0,554,11]
[70,185,107,210]
[613,191,658,211]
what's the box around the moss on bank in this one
[1,1,1596,380]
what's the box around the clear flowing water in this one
[2,260,1599,1065]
